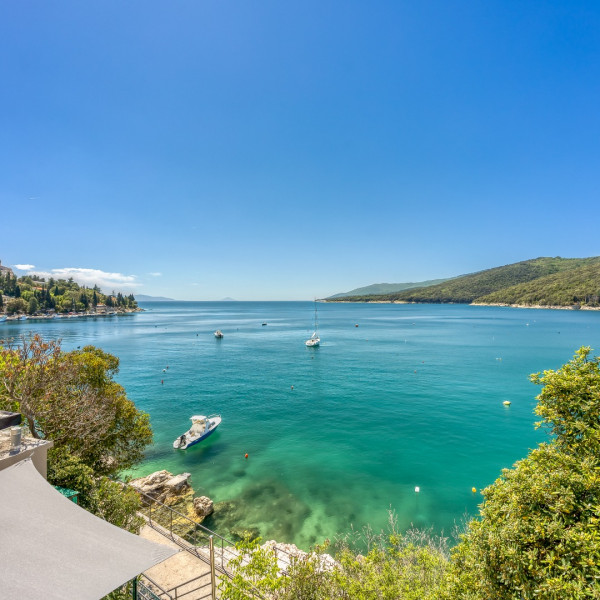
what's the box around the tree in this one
[27,296,39,315]
[0,335,152,476]
[444,347,600,599]
[5,298,27,315]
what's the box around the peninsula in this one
[326,256,600,310]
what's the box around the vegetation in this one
[0,270,137,315]
[221,347,600,599]
[334,256,600,308]
[327,278,452,299]
[0,335,152,535]
[220,523,451,600]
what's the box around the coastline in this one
[325,300,600,311]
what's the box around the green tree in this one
[6,298,27,315]
[27,296,39,314]
[0,335,152,476]
[444,347,600,599]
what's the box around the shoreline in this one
[325,300,600,311]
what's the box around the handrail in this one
[132,485,294,573]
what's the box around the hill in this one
[332,257,600,308]
[136,294,175,302]
[477,259,600,307]
[327,278,452,299]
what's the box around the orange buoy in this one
[472,487,477,493]
[244,453,249,459]
[161,379,164,384]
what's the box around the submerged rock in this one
[230,526,260,542]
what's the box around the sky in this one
[1,1,599,300]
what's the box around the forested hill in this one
[327,278,451,299]
[331,257,600,308]
[0,271,138,315]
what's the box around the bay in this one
[3,302,598,548]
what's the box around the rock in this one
[193,496,214,518]
[230,526,260,541]
[130,470,192,503]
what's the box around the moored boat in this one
[214,330,224,338]
[173,414,222,449]
[305,301,320,347]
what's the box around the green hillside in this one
[328,278,451,299]
[334,257,600,307]
[478,259,600,307]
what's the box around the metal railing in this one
[134,487,294,576]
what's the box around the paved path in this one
[140,525,216,599]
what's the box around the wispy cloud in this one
[148,272,162,277]
[29,267,141,292]
[14,264,35,270]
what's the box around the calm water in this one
[3,302,599,548]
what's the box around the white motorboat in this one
[214,330,224,338]
[173,414,222,449]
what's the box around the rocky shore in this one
[129,469,332,569]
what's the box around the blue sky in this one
[1,1,599,300]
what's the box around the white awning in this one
[0,459,177,599]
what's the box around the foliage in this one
[219,519,450,599]
[336,256,600,307]
[0,269,137,314]
[47,447,144,533]
[444,347,600,599]
[0,335,153,475]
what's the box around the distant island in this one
[135,294,175,302]
[326,256,600,309]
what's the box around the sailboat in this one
[305,301,320,347]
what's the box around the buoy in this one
[355,324,359,327]
[291,385,294,390]
[163,369,166,372]
[244,453,249,459]
[415,486,420,493]
[472,487,477,493]
[161,380,164,385]
[503,400,511,406]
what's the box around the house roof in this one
[0,459,177,599]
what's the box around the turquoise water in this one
[3,302,598,548]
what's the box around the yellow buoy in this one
[472,487,477,493]
[503,400,511,406]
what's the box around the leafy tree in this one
[0,335,152,476]
[27,296,39,314]
[444,347,600,599]
[6,298,27,315]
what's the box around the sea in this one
[2,302,598,549]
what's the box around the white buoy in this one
[415,486,420,493]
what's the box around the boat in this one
[0,316,6,323]
[173,414,222,449]
[18,315,27,321]
[214,330,224,338]
[305,301,320,347]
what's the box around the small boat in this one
[173,414,222,449]
[214,330,224,338]
[0,316,6,323]
[18,315,28,321]
[262,322,267,326]
[305,301,320,347]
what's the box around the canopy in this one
[0,459,177,599]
